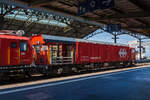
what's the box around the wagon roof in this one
[41,34,128,46]
[0,34,29,40]
[42,34,76,43]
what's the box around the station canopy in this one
[0,0,150,38]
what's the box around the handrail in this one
[52,56,73,64]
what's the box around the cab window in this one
[11,42,17,48]
[20,42,28,52]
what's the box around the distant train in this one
[0,31,136,77]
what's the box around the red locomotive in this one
[0,31,136,76]
[0,30,33,76]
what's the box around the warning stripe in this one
[8,47,10,65]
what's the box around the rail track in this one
[0,63,150,87]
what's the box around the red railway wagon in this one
[76,41,135,64]
[0,31,33,72]
[31,34,136,74]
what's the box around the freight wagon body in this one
[76,40,135,64]
[0,33,33,69]
[31,34,135,74]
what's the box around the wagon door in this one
[10,40,20,65]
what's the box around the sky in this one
[87,31,137,44]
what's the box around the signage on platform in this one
[78,0,114,15]
[106,24,121,32]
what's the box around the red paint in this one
[30,35,136,66]
[76,41,134,64]
[0,34,33,66]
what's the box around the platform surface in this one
[1,66,150,100]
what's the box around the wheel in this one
[56,68,63,75]
[72,67,78,73]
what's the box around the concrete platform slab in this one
[1,66,150,100]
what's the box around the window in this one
[132,49,136,53]
[11,42,17,48]
[36,45,40,53]
[20,42,28,52]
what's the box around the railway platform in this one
[0,65,150,100]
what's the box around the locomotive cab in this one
[0,31,33,68]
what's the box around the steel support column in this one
[138,38,142,60]
[112,34,119,43]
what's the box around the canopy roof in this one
[0,0,150,38]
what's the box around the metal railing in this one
[52,56,73,64]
